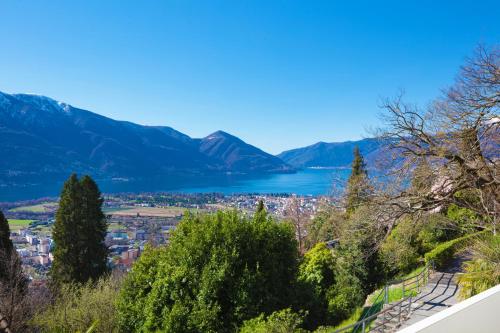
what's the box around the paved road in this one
[399,272,459,328]
[398,252,472,329]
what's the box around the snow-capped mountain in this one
[0,91,293,184]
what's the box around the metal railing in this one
[331,262,434,333]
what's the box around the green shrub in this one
[339,206,386,292]
[326,248,366,324]
[239,309,308,333]
[326,279,364,323]
[424,240,458,269]
[424,230,489,269]
[117,211,299,333]
[458,235,500,299]
[447,204,480,233]
[32,276,121,333]
[381,214,463,275]
[417,213,456,253]
[380,217,422,275]
[299,243,336,295]
[305,208,345,250]
[380,226,420,275]
[298,243,336,326]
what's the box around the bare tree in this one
[377,45,499,232]
[0,251,32,332]
[284,196,311,253]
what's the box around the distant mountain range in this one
[277,138,385,169]
[0,91,293,184]
[0,90,393,189]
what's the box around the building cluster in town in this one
[4,192,327,280]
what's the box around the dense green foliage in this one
[239,309,307,333]
[340,206,385,292]
[301,206,385,327]
[447,204,481,234]
[117,210,300,332]
[380,223,420,275]
[305,208,345,250]
[326,250,365,323]
[33,276,121,332]
[299,243,335,303]
[308,207,384,326]
[424,230,488,269]
[380,214,454,275]
[457,234,500,299]
[424,238,463,269]
[297,243,336,325]
[50,174,108,287]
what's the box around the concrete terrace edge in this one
[397,284,500,333]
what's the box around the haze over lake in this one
[0,168,350,202]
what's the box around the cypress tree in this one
[256,199,265,213]
[254,199,267,223]
[80,175,108,280]
[50,174,108,287]
[345,147,371,215]
[350,146,367,178]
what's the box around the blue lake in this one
[179,168,351,196]
[0,168,351,201]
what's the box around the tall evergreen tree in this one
[256,199,265,213]
[345,147,371,215]
[50,174,108,287]
[254,199,268,223]
[79,175,108,279]
[51,174,82,286]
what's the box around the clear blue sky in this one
[1,1,498,154]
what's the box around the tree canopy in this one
[379,45,499,231]
[117,210,299,333]
[345,147,371,215]
[50,174,108,287]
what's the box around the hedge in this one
[424,230,490,269]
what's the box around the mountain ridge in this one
[277,138,384,169]
[0,91,293,184]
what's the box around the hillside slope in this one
[0,91,292,183]
[199,131,293,173]
[277,138,384,168]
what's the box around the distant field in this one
[108,222,127,231]
[10,202,58,213]
[103,207,134,214]
[205,204,228,210]
[30,225,52,236]
[8,219,35,231]
[110,206,186,217]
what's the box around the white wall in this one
[397,284,500,333]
